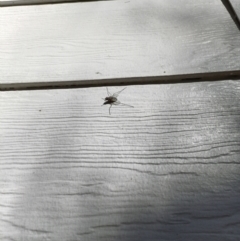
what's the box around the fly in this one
[102,87,134,115]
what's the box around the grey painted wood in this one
[1,0,240,90]
[1,80,240,240]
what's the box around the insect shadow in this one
[102,87,134,115]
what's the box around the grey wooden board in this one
[230,0,240,18]
[1,80,240,240]
[1,0,240,90]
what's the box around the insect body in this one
[102,87,133,115]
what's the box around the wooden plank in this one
[1,80,240,240]
[1,0,240,90]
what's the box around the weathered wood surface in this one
[1,80,240,240]
[230,0,240,18]
[1,0,240,90]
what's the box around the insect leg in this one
[101,98,105,106]
[109,104,112,115]
[106,87,112,97]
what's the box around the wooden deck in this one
[1,0,240,90]
[1,1,240,240]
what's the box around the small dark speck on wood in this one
[102,87,133,115]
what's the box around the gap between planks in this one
[221,0,240,30]
[0,0,113,7]
[229,0,240,19]
[1,71,240,91]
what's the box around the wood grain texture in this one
[1,80,240,240]
[1,0,240,90]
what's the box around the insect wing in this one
[112,87,126,97]
[113,100,134,108]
